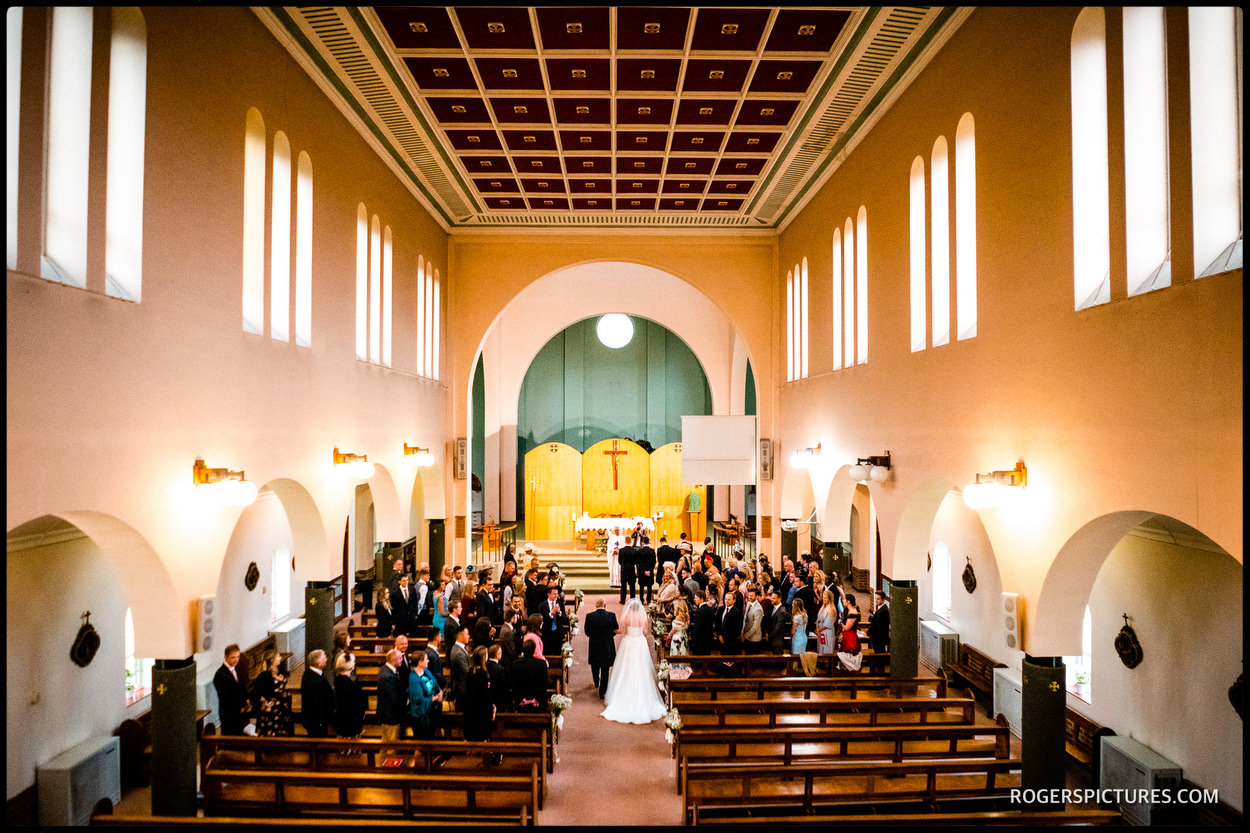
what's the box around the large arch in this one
[891,479,959,582]
[265,477,331,579]
[467,259,764,556]
[7,511,186,657]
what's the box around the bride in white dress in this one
[601,599,669,724]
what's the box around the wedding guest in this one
[375,587,395,640]
[867,590,891,654]
[816,589,839,656]
[741,586,765,654]
[407,649,444,740]
[249,649,292,736]
[377,648,407,742]
[511,639,549,712]
[430,578,449,639]
[447,626,473,710]
[333,652,366,739]
[299,649,335,737]
[790,599,809,655]
[767,589,790,653]
[213,644,250,735]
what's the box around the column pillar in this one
[889,580,918,680]
[1022,655,1066,806]
[150,658,197,816]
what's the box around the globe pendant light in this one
[596,313,634,348]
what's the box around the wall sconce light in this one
[333,447,375,480]
[848,451,892,482]
[193,458,258,507]
[790,443,821,469]
[962,460,1027,509]
[403,444,435,467]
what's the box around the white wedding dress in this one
[601,602,668,725]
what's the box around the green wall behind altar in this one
[517,316,712,457]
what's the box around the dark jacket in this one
[213,663,250,734]
[375,603,394,639]
[511,656,549,710]
[333,673,366,737]
[583,608,619,667]
[376,664,407,726]
[299,668,335,736]
[447,641,473,704]
[721,603,745,654]
[617,546,637,578]
[868,603,891,653]
[460,667,495,742]
[634,546,657,585]
[487,659,512,715]
[767,601,791,650]
[690,603,718,655]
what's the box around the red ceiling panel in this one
[763,9,851,53]
[558,131,612,152]
[511,156,563,174]
[489,97,552,124]
[427,97,493,124]
[567,179,612,194]
[675,99,737,126]
[681,60,752,93]
[617,131,670,152]
[446,130,503,150]
[724,131,780,153]
[453,7,536,50]
[474,58,545,91]
[552,98,612,125]
[670,131,726,153]
[528,197,571,210]
[666,157,716,175]
[734,100,800,127]
[616,99,675,125]
[572,197,613,210]
[616,7,692,51]
[545,59,613,92]
[521,179,567,194]
[659,197,700,211]
[462,156,512,173]
[748,60,823,95]
[700,197,744,211]
[616,58,683,93]
[615,157,664,175]
[615,198,658,210]
[536,7,611,51]
[501,130,559,151]
[689,8,771,52]
[565,157,613,174]
[374,7,460,50]
[715,158,767,176]
[403,58,477,91]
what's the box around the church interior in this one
[6,5,1242,826]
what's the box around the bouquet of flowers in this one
[568,612,580,637]
[574,588,584,610]
[663,707,683,746]
[562,641,574,667]
[549,692,572,734]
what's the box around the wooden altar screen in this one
[582,438,650,519]
[650,442,707,543]
[523,442,582,540]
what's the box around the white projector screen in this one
[681,415,758,485]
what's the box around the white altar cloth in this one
[574,514,655,533]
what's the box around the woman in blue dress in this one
[791,598,809,655]
[407,649,444,739]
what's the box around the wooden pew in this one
[202,763,537,825]
[665,651,889,676]
[201,733,547,808]
[676,722,1013,794]
[684,757,1023,824]
[669,674,947,703]
[690,808,1122,826]
[675,696,977,729]
[946,643,1006,716]
[1064,707,1113,774]
[92,813,516,826]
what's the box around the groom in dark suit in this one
[618,544,638,604]
[582,599,620,699]
[635,536,657,605]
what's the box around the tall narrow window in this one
[799,259,809,379]
[785,270,794,381]
[369,215,382,363]
[382,226,393,367]
[6,8,21,271]
[830,230,842,370]
[104,8,145,302]
[43,6,93,288]
[1071,8,1111,310]
[1065,604,1094,702]
[431,270,441,380]
[270,132,291,341]
[1122,7,1170,296]
[294,152,312,346]
[856,206,868,364]
[843,220,854,367]
[424,264,435,377]
[909,157,927,352]
[931,541,951,621]
[954,114,977,340]
[1189,7,1243,277]
[242,109,266,334]
[930,137,950,347]
[124,607,153,703]
[355,204,368,359]
[416,255,426,372]
[271,545,292,624]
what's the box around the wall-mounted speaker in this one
[759,438,773,481]
[454,438,468,480]
[195,595,216,654]
[1002,592,1023,652]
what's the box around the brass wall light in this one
[193,458,258,506]
[333,447,375,480]
[403,444,435,467]
[962,460,1027,509]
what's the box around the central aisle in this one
[537,593,684,826]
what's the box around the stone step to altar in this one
[527,543,613,593]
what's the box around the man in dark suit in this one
[794,575,818,638]
[299,649,335,737]
[618,544,637,604]
[720,590,745,655]
[486,643,512,716]
[386,557,408,602]
[212,643,250,735]
[424,629,445,688]
[392,634,413,688]
[392,574,416,637]
[582,598,619,699]
[635,537,657,604]
[656,536,679,575]
[377,648,407,742]
[475,576,496,627]
[447,626,472,710]
[442,602,462,652]
[690,591,717,655]
[541,585,569,650]
[867,589,891,654]
[524,569,547,617]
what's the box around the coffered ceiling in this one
[255,7,970,233]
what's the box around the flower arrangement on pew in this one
[568,611,579,638]
[549,692,572,761]
[562,641,574,668]
[656,660,672,697]
[650,612,668,650]
[663,707,682,749]
[574,588,584,611]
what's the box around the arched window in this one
[6,8,22,271]
[1065,604,1093,703]
[270,546,292,624]
[105,8,146,302]
[799,258,809,379]
[369,214,382,364]
[856,206,868,364]
[909,156,927,352]
[295,152,313,346]
[431,269,441,380]
[784,262,806,380]
[1122,7,1170,296]
[931,541,951,621]
[124,607,154,704]
[1071,8,1111,310]
[831,229,842,370]
[382,225,393,368]
[843,220,854,366]
[242,109,266,334]
[1189,7,1243,277]
[424,263,436,377]
[270,131,291,341]
[930,137,951,347]
[785,269,794,381]
[954,114,977,340]
[355,204,368,359]
[43,7,94,289]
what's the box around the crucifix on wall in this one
[603,439,628,489]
